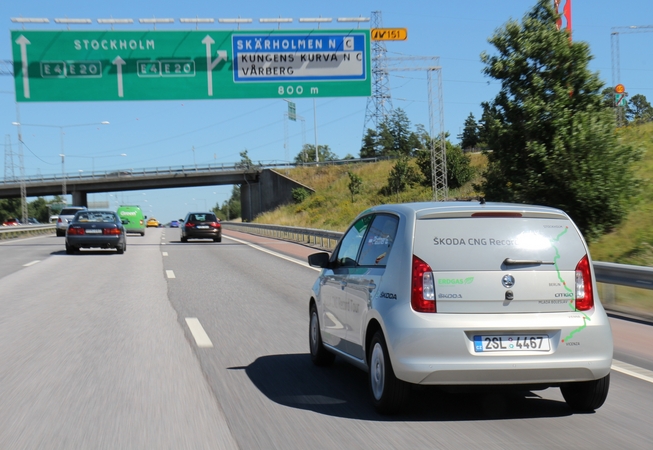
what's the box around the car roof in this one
[361,201,568,220]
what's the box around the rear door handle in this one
[368,282,376,292]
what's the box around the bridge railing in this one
[222,222,653,320]
[0,157,389,186]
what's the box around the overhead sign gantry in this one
[11,29,371,102]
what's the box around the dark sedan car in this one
[65,210,127,254]
[180,212,222,242]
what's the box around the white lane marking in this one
[166,270,176,279]
[162,252,168,256]
[612,359,653,384]
[23,260,40,267]
[185,318,214,348]
[161,242,166,245]
[223,235,320,271]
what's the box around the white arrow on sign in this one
[201,35,228,96]
[15,35,31,99]
[112,56,126,98]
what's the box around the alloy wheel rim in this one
[370,343,385,400]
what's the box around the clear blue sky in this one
[1,1,652,223]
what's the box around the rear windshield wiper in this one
[503,258,555,266]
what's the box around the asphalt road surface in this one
[0,229,651,449]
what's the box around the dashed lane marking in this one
[23,260,40,267]
[162,252,168,256]
[185,318,214,348]
[612,359,653,384]
[166,270,175,279]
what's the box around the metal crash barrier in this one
[0,224,55,240]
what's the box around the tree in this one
[236,150,254,169]
[360,128,379,158]
[347,171,363,202]
[458,113,481,150]
[415,137,474,190]
[478,0,641,241]
[382,156,422,199]
[214,185,241,221]
[359,108,421,158]
[626,94,653,124]
[294,144,338,163]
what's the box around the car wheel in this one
[141,231,145,236]
[65,243,74,254]
[560,373,610,411]
[116,245,124,255]
[368,330,410,414]
[181,237,188,243]
[214,236,222,243]
[56,230,64,237]
[309,304,335,366]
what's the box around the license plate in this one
[473,335,550,352]
[197,225,209,229]
[85,229,102,234]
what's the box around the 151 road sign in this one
[371,28,408,41]
[11,30,371,102]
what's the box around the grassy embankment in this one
[257,122,653,266]
[257,129,653,314]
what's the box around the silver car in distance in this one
[308,201,613,414]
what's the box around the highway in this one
[0,229,652,449]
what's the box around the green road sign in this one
[288,101,296,121]
[11,30,371,102]
[614,93,627,107]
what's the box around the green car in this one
[116,205,146,236]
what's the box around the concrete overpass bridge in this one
[0,162,312,221]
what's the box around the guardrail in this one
[0,224,55,240]
[222,222,653,320]
[2,222,651,318]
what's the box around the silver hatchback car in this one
[308,201,613,414]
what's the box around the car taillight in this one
[57,218,63,223]
[210,222,221,228]
[411,255,436,313]
[575,255,594,311]
[68,227,85,235]
[103,228,122,235]
[139,220,144,225]
[185,222,194,228]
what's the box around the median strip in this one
[612,359,653,384]
[185,318,213,348]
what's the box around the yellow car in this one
[146,218,160,228]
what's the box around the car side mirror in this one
[308,252,331,269]
[122,219,129,225]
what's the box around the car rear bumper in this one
[66,235,123,249]
[183,229,221,239]
[381,309,613,385]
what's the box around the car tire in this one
[56,229,64,237]
[368,330,410,414]
[116,245,124,255]
[181,237,188,243]
[560,373,610,411]
[141,232,145,236]
[214,236,222,243]
[65,243,74,254]
[309,304,335,366]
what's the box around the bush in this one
[292,187,312,204]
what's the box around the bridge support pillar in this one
[72,191,87,207]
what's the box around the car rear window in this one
[414,217,586,271]
[189,214,217,222]
[75,212,117,223]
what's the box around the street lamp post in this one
[12,121,109,204]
